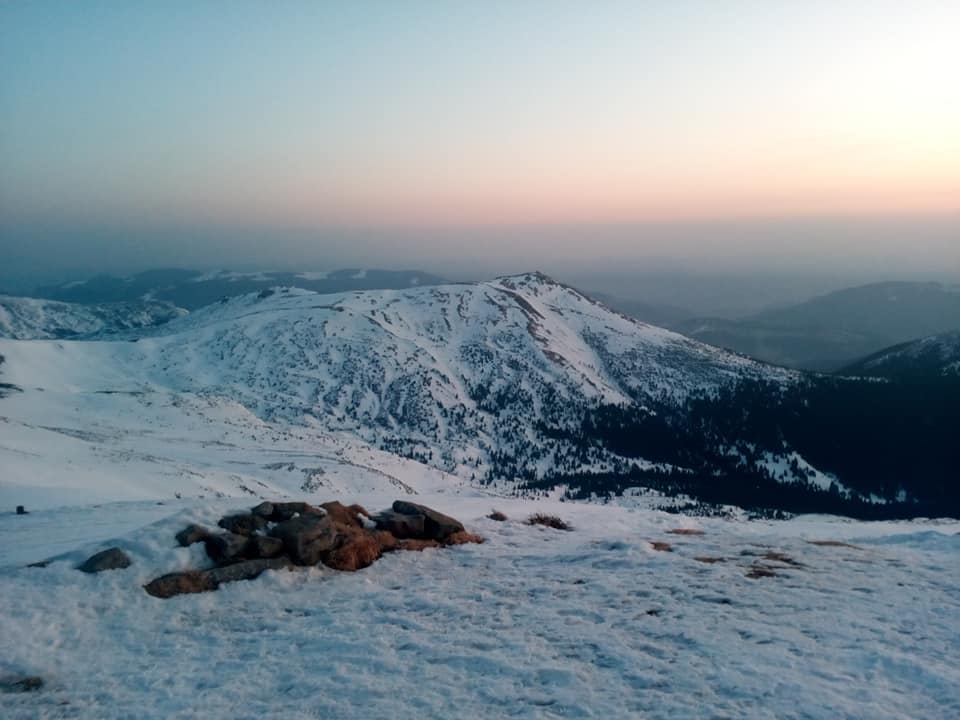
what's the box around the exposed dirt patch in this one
[667,529,706,536]
[527,514,572,531]
[650,541,673,552]
[694,556,725,564]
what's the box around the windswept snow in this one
[1,499,958,719]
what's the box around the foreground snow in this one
[1,497,958,719]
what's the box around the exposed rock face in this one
[77,547,132,573]
[390,501,465,541]
[145,499,481,598]
[175,524,210,547]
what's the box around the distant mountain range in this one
[0,295,185,340]
[660,281,960,371]
[34,268,446,311]
[841,331,960,379]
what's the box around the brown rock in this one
[144,570,216,598]
[175,524,210,547]
[77,547,132,573]
[320,501,364,528]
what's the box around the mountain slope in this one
[0,295,185,340]
[672,281,960,371]
[840,331,960,378]
[35,268,446,310]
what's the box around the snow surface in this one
[0,276,958,718]
[1,498,958,719]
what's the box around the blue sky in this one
[1,1,958,284]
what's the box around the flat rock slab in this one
[145,558,293,598]
[77,547,132,573]
[391,501,465,541]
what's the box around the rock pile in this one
[144,500,481,598]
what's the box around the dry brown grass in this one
[745,565,778,579]
[806,540,862,549]
[444,531,485,545]
[527,514,572,531]
[761,550,804,567]
[488,510,508,522]
[667,528,706,536]
[694,556,725,564]
[650,541,673,552]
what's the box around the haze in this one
[1,1,958,293]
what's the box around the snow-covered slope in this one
[0,273,793,503]
[0,295,185,340]
[1,497,958,719]
[841,330,960,378]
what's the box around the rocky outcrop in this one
[77,547,132,573]
[148,499,482,598]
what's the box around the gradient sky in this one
[1,1,958,286]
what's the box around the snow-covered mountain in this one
[93,273,794,476]
[841,331,960,378]
[0,295,185,340]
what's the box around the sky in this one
[1,1,958,290]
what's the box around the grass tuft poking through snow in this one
[526,513,572,531]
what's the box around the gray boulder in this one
[206,557,292,584]
[269,514,337,565]
[77,547,132,573]
[374,510,426,539]
[244,534,285,559]
[203,532,249,564]
[391,501,464,541]
[250,501,275,519]
[175,524,210,547]
[266,501,324,523]
[217,513,268,536]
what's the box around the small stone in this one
[175,524,210,547]
[77,547,132,573]
[15,505,27,515]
